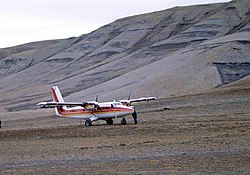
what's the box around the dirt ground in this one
[0,88,249,174]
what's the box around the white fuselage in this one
[55,101,134,120]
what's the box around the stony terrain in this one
[0,86,249,174]
[0,0,250,112]
[0,0,250,174]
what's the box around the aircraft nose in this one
[130,106,135,110]
[129,106,134,111]
[125,106,134,113]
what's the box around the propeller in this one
[128,93,131,100]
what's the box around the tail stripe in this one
[51,86,64,102]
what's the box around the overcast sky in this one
[1,0,230,48]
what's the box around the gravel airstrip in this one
[0,88,249,174]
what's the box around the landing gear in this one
[121,118,127,125]
[132,111,138,125]
[106,118,113,125]
[85,119,92,127]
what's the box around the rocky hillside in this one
[0,0,250,112]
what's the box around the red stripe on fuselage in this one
[57,106,133,117]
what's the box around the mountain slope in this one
[0,0,250,112]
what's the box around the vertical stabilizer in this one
[51,86,66,116]
[51,86,64,102]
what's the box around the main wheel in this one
[85,119,92,127]
[106,118,113,125]
[121,118,127,125]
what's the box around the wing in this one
[119,97,156,105]
[36,101,85,108]
[129,97,156,103]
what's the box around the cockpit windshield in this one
[113,102,122,106]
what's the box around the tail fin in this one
[51,86,64,102]
[52,86,66,116]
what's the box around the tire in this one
[106,118,113,125]
[121,118,127,125]
[85,119,92,127]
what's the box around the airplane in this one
[37,86,156,127]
